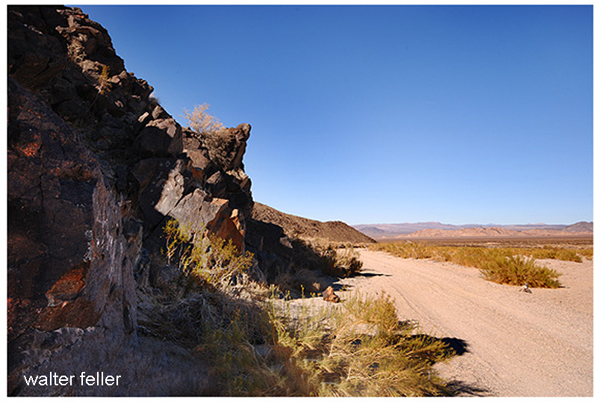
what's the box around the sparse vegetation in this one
[268,238,364,297]
[97,64,111,95]
[90,64,111,108]
[268,291,455,396]
[321,245,364,278]
[183,102,244,170]
[142,219,454,396]
[183,103,225,136]
[478,255,561,288]
[370,242,568,288]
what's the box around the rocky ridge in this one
[251,202,375,245]
[7,5,255,395]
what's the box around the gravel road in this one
[337,249,593,397]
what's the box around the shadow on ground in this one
[445,380,492,397]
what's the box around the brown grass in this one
[370,242,571,288]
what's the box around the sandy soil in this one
[335,249,593,397]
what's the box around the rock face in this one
[8,5,253,395]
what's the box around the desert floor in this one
[335,249,593,397]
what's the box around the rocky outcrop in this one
[8,5,254,395]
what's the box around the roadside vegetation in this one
[306,239,364,278]
[368,242,587,289]
[269,238,364,297]
[139,219,456,396]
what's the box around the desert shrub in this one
[273,267,326,297]
[321,246,363,277]
[183,103,238,170]
[371,242,562,288]
[524,246,583,263]
[370,241,434,260]
[141,219,260,344]
[183,103,224,137]
[479,255,561,288]
[96,64,111,95]
[276,238,364,285]
[578,248,593,260]
[162,218,254,291]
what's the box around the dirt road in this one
[337,249,593,396]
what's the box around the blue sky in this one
[78,4,593,225]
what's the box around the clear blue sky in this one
[78,4,593,225]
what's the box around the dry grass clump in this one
[477,255,561,288]
[268,291,455,396]
[371,242,564,289]
[321,245,363,278]
[301,239,364,278]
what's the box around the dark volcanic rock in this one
[8,75,139,395]
[8,76,102,336]
[8,5,256,396]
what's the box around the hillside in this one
[252,202,375,244]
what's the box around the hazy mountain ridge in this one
[354,221,593,239]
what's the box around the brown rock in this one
[323,286,340,303]
[207,209,246,253]
[45,262,89,307]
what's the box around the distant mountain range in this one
[353,221,593,239]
